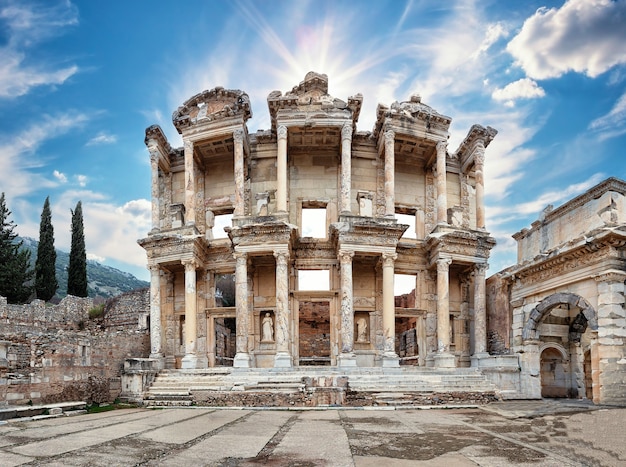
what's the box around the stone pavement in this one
[0,401,624,466]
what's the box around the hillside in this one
[20,237,149,299]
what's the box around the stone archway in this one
[539,344,569,397]
[522,293,597,341]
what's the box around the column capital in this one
[381,252,397,267]
[148,263,161,273]
[182,258,199,271]
[594,270,626,283]
[277,125,288,140]
[233,251,248,263]
[436,140,448,155]
[474,146,485,167]
[184,139,193,151]
[233,128,244,144]
[436,257,452,272]
[338,249,355,263]
[474,262,489,274]
[341,123,353,141]
[273,249,289,263]
[149,150,160,164]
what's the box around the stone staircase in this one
[144,366,498,407]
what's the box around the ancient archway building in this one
[139,72,497,370]
[488,178,626,405]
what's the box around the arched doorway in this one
[540,346,568,397]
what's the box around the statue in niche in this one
[356,317,368,343]
[261,313,274,342]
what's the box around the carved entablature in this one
[172,87,252,133]
[427,229,496,265]
[227,221,297,250]
[373,94,452,140]
[267,71,362,133]
[145,125,174,173]
[507,235,625,287]
[138,233,209,266]
[331,218,407,249]
[456,124,498,174]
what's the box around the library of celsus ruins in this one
[139,71,497,372]
[136,72,626,406]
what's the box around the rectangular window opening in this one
[213,212,233,239]
[301,205,327,238]
[396,212,416,239]
[394,273,416,308]
[298,270,330,291]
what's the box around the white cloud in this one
[0,1,79,98]
[0,112,90,198]
[492,78,545,106]
[86,132,117,146]
[53,170,67,183]
[507,0,626,80]
[588,91,626,141]
[75,175,88,187]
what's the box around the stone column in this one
[384,130,395,217]
[474,141,486,229]
[233,129,245,217]
[340,124,353,214]
[436,141,448,225]
[471,263,489,366]
[276,125,288,213]
[149,151,160,232]
[148,264,163,366]
[181,259,199,368]
[274,250,291,367]
[382,252,399,366]
[233,252,251,367]
[435,257,455,367]
[184,139,196,225]
[338,250,357,367]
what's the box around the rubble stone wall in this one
[0,291,150,406]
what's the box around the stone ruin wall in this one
[0,291,150,406]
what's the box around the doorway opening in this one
[540,347,568,397]
[298,300,331,366]
[215,317,236,366]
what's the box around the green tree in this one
[67,201,87,297]
[0,193,33,303]
[35,196,58,301]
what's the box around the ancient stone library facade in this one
[138,72,626,405]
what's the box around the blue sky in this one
[1,0,625,282]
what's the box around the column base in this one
[149,353,164,370]
[273,352,292,368]
[233,352,252,368]
[470,352,491,368]
[434,352,456,368]
[338,352,358,368]
[181,354,207,369]
[382,352,400,368]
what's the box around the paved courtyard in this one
[0,401,624,466]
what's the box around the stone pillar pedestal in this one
[471,263,489,364]
[382,252,399,367]
[436,258,455,367]
[276,125,288,213]
[233,252,251,368]
[274,250,292,367]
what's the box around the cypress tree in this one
[0,193,33,303]
[67,201,87,297]
[35,196,58,301]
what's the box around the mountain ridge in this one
[19,236,149,299]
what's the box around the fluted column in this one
[276,125,288,213]
[340,124,353,214]
[181,259,199,368]
[474,142,486,229]
[436,141,448,225]
[184,139,196,225]
[149,152,160,231]
[233,129,245,217]
[233,252,251,367]
[472,264,489,364]
[384,130,395,217]
[382,252,399,366]
[148,264,163,365]
[274,250,291,367]
[339,250,357,367]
